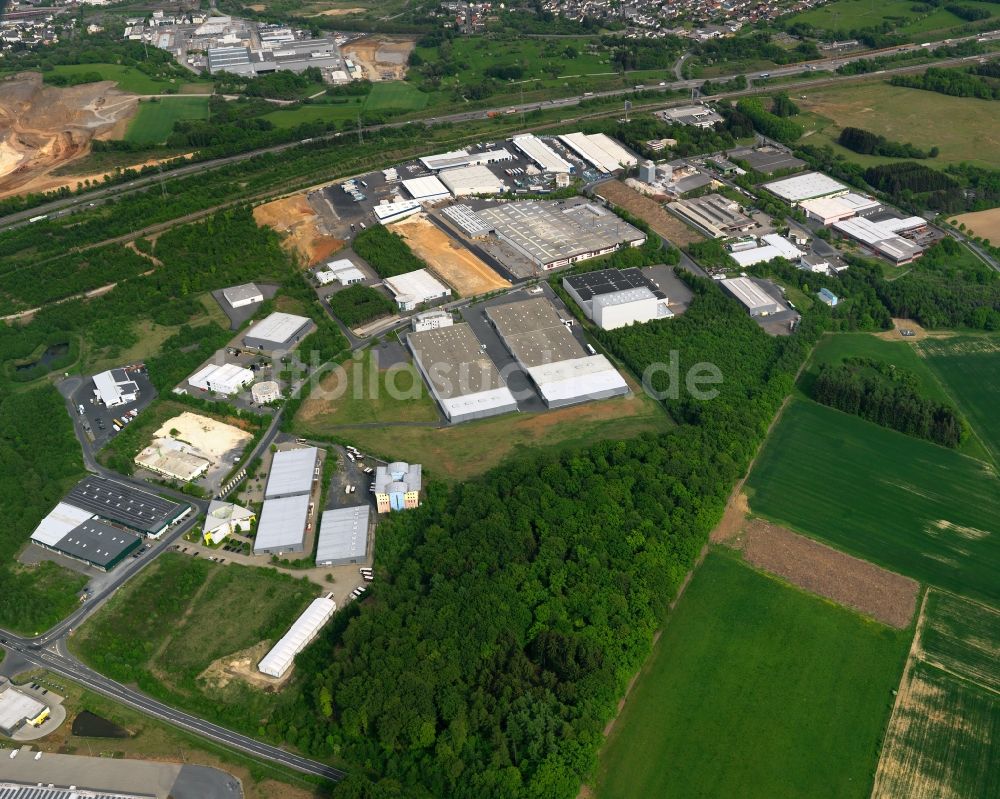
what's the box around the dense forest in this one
[352,226,430,278]
[811,358,965,447]
[838,127,937,159]
[735,97,803,145]
[327,284,396,327]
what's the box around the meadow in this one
[746,399,1000,604]
[787,0,998,39]
[263,99,365,128]
[125,97,211,145]
[595,551,910,799]
[363,81,428,113]
[45,63,200,94]
[796,81,1000,170]
[295,376,672,481]
[872,590,999,799]
[918,335,1000,466]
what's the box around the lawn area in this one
[72,553,319,714]
[802,332,990,461]
[363,81,428,113]
[263,99,366,128]
[7,670,325,799]
[297,377,673,481]
[787,0,998,39]
[918,334,1000,466]
[45,63,200,94]
[125,97,210,145]
[595,551,910,799]
[746,399,1000,604]
[796,81,1000,170]
[295,347,440,427]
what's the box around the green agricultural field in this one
[919,591,1000,692]
[363,81,428,113]
[45,63,196,94]
[72,553,318,713]
[746,399,1000,604]
[595,551,910,799]
[803,332,991,462]
[125,97,210,145]
[918,335,1000,466]
[787,0,997,39]
[263,99,366,128]
[796,81,1000,170]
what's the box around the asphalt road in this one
[1,29,996,234]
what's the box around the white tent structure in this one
[258,596,337,678]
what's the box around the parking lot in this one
[65,365,156,449]
[210,282,280,330]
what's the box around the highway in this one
[1,29,996,234]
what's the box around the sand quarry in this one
[389,213,510,296]
[253,193,345,266]
[341,35,415,81]
[0,72,143,198]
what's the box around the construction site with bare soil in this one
[0,72,141,198]
[341,35,415,81]
[253,192,345,266]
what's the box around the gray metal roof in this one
[64,476,183,535]
[264,447,319,499]
[316,505,370,564]
[253,494,310,553]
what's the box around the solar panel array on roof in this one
[563,267,665,303]
[64,476,183,535]
[0,785,152,799]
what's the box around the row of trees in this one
[891,66,1000,100]
[811,358,965,447]
[838,127,937,159]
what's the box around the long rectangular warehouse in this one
[258,596,336,678]
[254,494,310,554]
[762,172,848,203]
[316,505,370,566]
[64,476,185,537]
[420,148,513,171]
[30,502,142,571]
[512,134,572,173]
[485,297,628,408]
[265,447,319,499]
[721,277,786,316]
[558,132,637,173]
[439,164,505,196]
[407,322,518,423]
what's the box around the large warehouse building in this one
[92,368,140,408]
[438,164,506,196]
[728,234,804,268]
[800,193,881,225]
[64,476,186,537]
[558,132,638,173]
[485,297,628,407]
[563,267,670,330]
[265,447,319,499]
[383,269,451,311]
[762,172,848,204]
[0,683,48,737]
[258,596,337,679]
[242,312,314,354]
[222,283,264,309]
[832,216,925,264]
[134,439,210,482]
[253,494,311,555]
[475,201,645,271]
[420,148,513,171]
[188,362,254,396]
[721,277,786,316]
[402,175,450,202]
[667,194,755,239]
[30,501,142,571]
[316,505,370,566]
[407,323,517,423]
[511,134,572,173]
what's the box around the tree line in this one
[838,127,937,159]
[811,357,965,447]
[735,97,804,145]
[891,65,1000,100]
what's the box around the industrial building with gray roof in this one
[264,447,319,499]
[407,323,517,423]
[316,505,370,566]
[64,476,185,537]
[253,494,311,555]
[242,312,314,354]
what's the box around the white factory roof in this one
[593,286,658,309]
[527,355,628,405]
[439,164,505,196]
[877,216,927,233]
[316,504,370,564]
[188,362,254,395]
[372,199,422,223]
[254,494,310,553]
[401,175,450,201]
[441,387,518,419]
[833,217,925,261]
[419,149,467,169]
[258,596,336,678]
[721,277,785,312]
[420,148,512,171]
[265,446,319,498]
[558,132,638,173]
[800,193,880,221]
[761,234,806,258]
[729,234,804,267]
[512,134,572,173]
[244,312,311,346]
[93,369,138,408]
[204,499,255,537]
[763,172,849,202]
[0,687,46,730]
[384,269,450,306]
[222,283,263,306]
[30,502,93,547]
